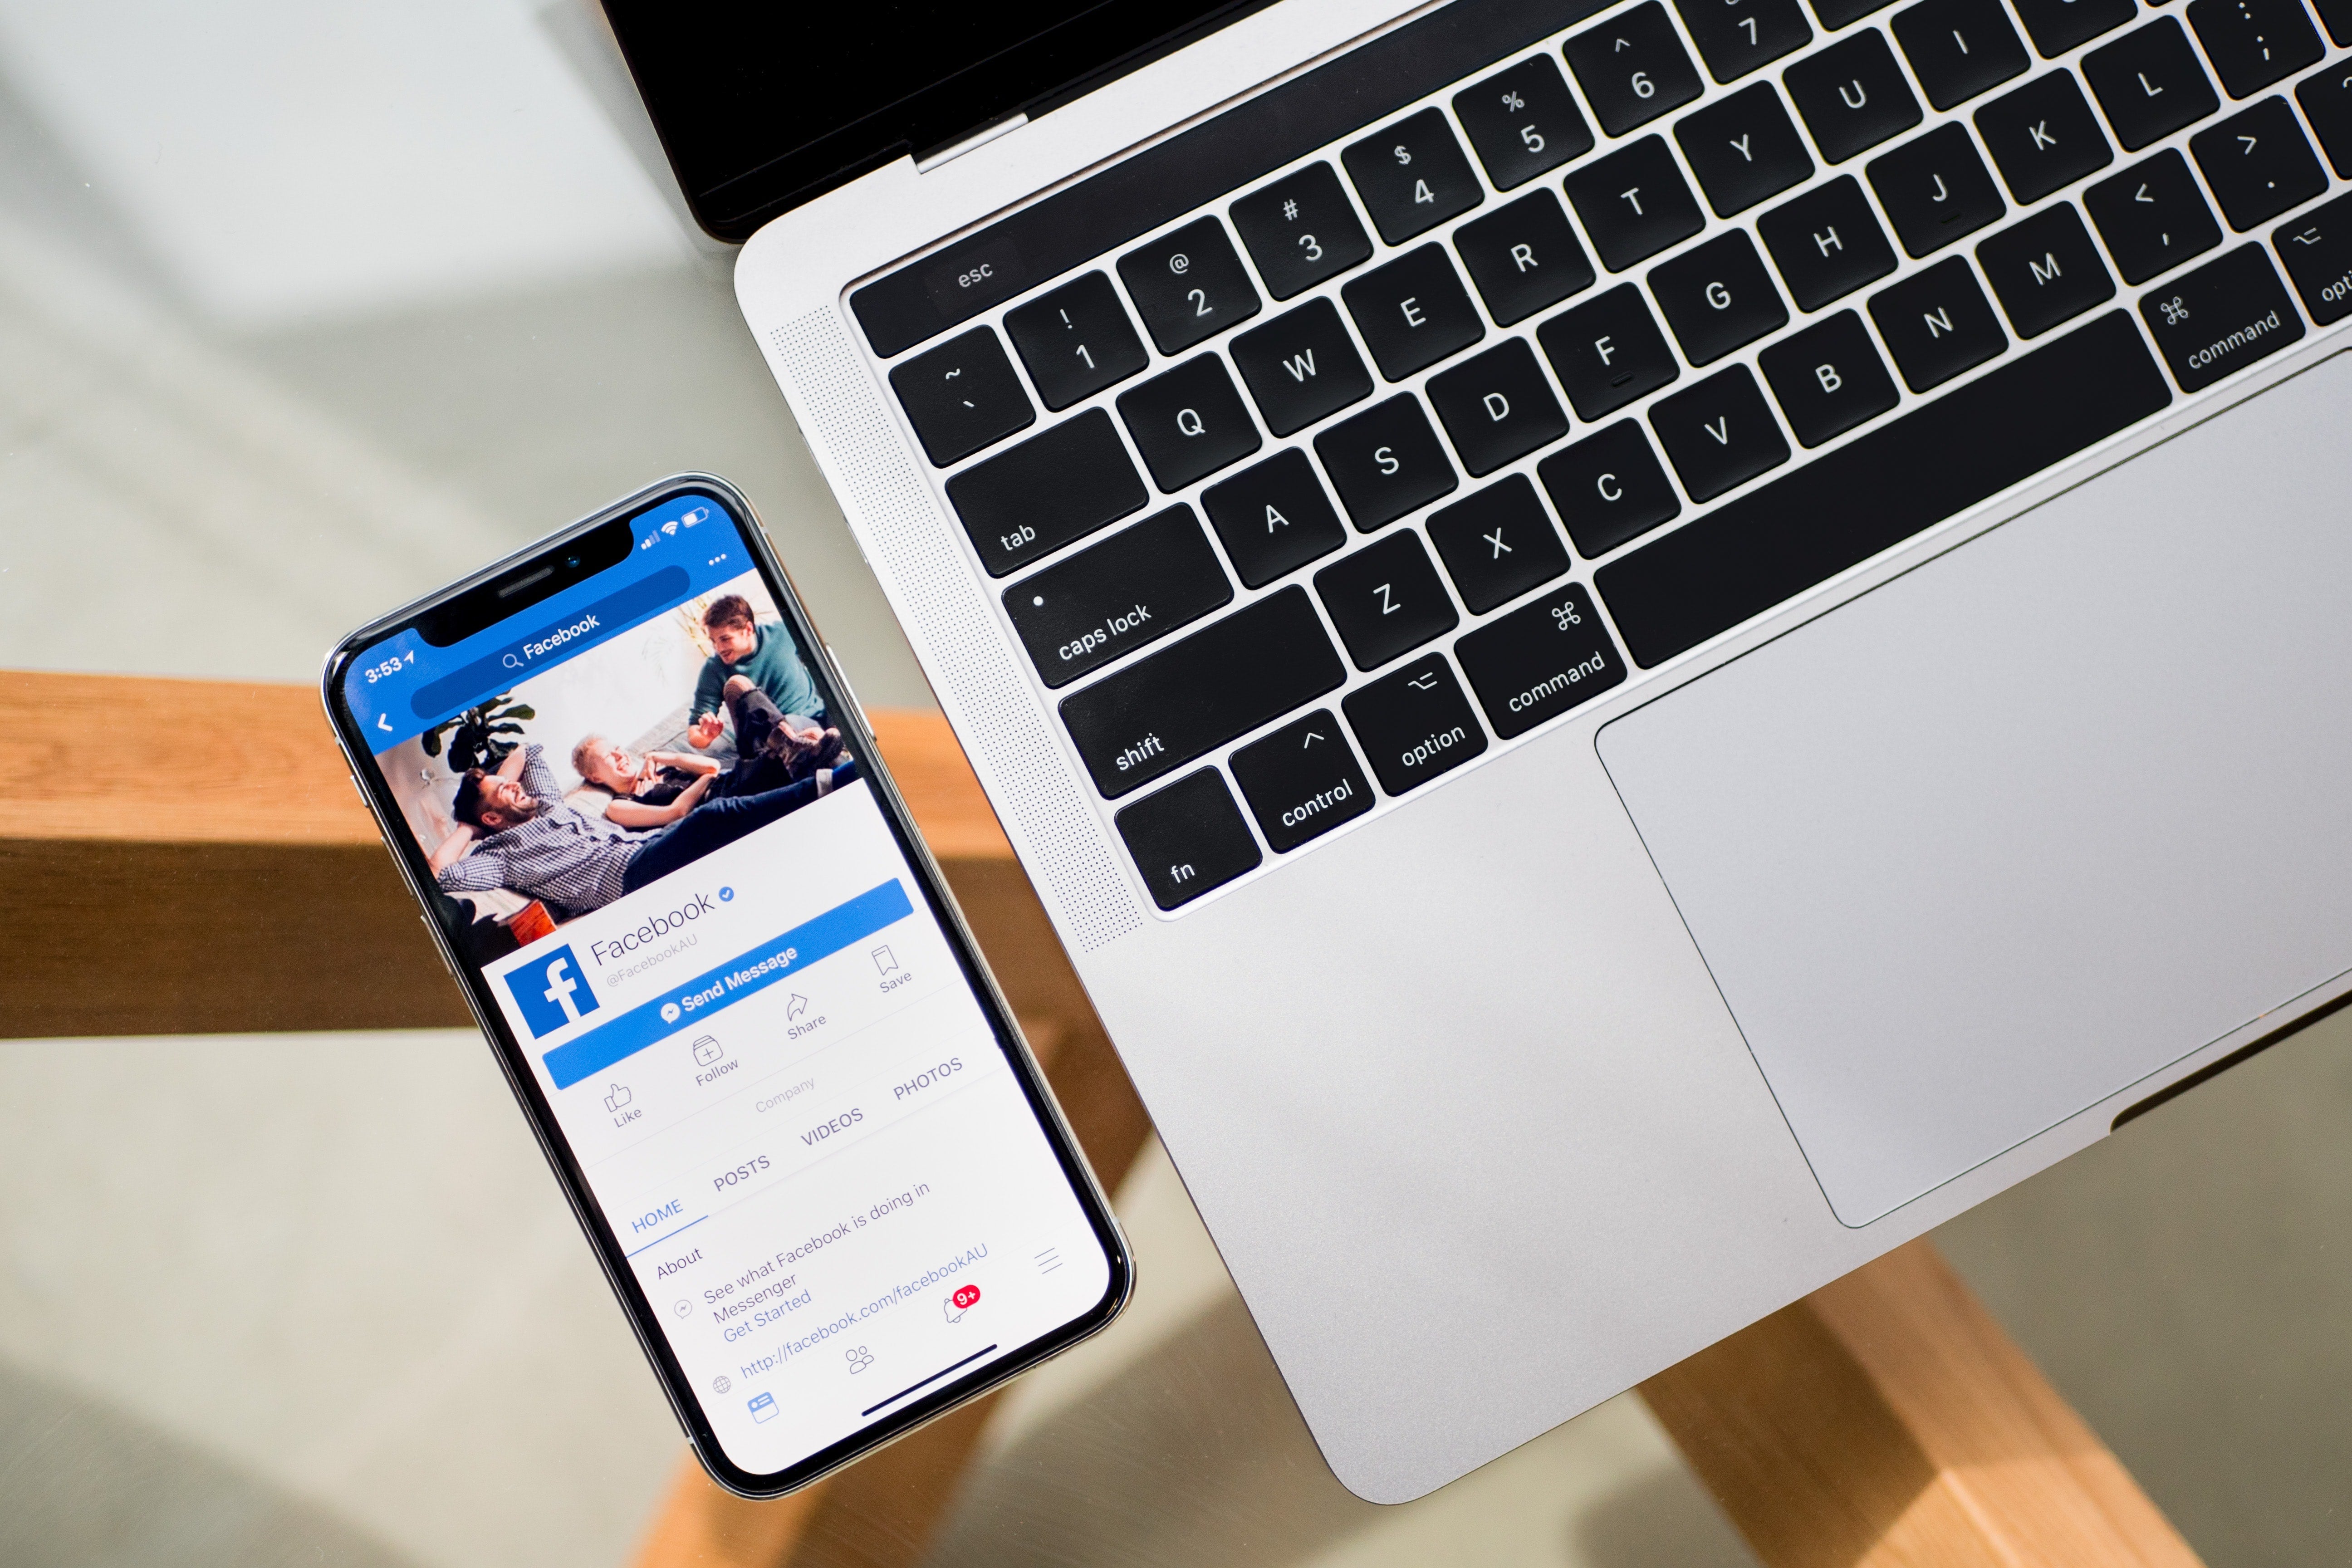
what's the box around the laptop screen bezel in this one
[601,0,1282,243]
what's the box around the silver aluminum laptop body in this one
[725,0,2352,1500]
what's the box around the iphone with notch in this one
[322,475,1129,1495]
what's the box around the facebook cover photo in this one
[373,572,858,964]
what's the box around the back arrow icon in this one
[376,715,392,732]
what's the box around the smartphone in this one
[323,475,1130,1495]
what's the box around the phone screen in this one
[333,487,1121,1486]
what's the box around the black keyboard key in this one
[2298,60,2352,176]
[1455,582,1627,736]
[2321,0,2352,43]
[1539,420,1684,554]
[1231,163,1375,300]
[890,327,1036,466]
[1455,191,1597,324]
[1785,30,1924,162]
[1118,354,1264,491]
[2083,20,2223,151]
[2274,191,2352,322]
[1597,311,2170,666]
[2193,97,2329,229]
[2085,150,2225,280]
[1977,202,2117,336]
[1649,229,1793,363]
[1538,283,1683,417]
[1453,55,1595,190]
[1343,245,1487,381]
[1675,0,1816,82]
[1891,0,2028,109]
[1975,71,2114,206]
[1564,136,1707,270]
[851,0,1645,355]
[947,409,1147,576]
[1114,770,1261,908]
[1004,273,1151,412]
[1870,255,2009,388]
[1343,108,1485,245]
[2011,0,2134,57]
[1650,365,1792,500]
[2138,242,2306,388]
[1229,711,1375,851]
[1426,339,1572,475]
[2189,0,2323,98]
[1202,449,1349,586]
[1811,0,1897,27]
[1004,506,1234,686]
[1343,653,1490,794]
[1060,585,1343,797]
[1314,395,1461,529]
[1230,299,1374,436]
[1759,309,1901,444]
[1675,83,1818,216]
[1119,218,1262,354]
[1427,475,1573,611]
[1758,174,1901,305]
[1315,529,1461,668]
[1869,122,2006,255]
[1565,3,1706,134]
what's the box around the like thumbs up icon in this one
[603,1083,633,1112]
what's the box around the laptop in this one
[603,0,2352,1501]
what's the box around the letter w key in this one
[1232,298,1373,436]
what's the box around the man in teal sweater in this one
[686,593,826,749]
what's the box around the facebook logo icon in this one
[506,946,600,1038]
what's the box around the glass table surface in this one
[2,5,2349,1564]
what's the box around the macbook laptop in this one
[604,0,2352,1500]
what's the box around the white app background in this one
[484,782,1111,1472]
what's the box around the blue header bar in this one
[540,880,916,1090]
[344,492,745,751]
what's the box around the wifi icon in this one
[662,520,681,536]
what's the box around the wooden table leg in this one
[1640,1238,2202,1568]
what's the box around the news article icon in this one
[747,1391,778,1423]
[692,1035,723,1066]
[871,945,898,975]
[507,946,599,1038]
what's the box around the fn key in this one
[1116,771,1262,908]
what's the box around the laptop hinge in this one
[916,114,1030,174]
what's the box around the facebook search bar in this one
[411,566,691,721]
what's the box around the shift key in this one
[1004,506,1234,688]
[1059,587,1346,798]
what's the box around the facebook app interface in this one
[345,498,1111,1474]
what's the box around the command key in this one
[2138,244,2307,392]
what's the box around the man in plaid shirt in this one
[430,741,855,916]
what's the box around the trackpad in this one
[1597,352,2352,1226]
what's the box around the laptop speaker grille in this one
[770,307,1142,953]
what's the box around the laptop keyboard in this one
[850,0,2352,911]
